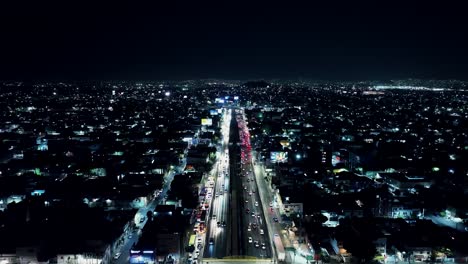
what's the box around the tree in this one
[345,237,377,263]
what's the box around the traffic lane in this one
[218,168,229,248]
[206,188,221,256]
[240,176,255,256]
[253,162,281,260]
[249,191,270,257]
[115,229,139,264]
[242,179,267,257]
[241,142,271,255]
[211,159,230,257]
[215,190,227,257]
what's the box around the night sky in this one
[1,1,467,81]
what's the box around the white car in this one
[113,253,121,260]
[255,201,258,207]
[248,237,253,243]
[260,229,264,235]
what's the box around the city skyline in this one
[0,1,467,263]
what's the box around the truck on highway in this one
[274,234,286,262]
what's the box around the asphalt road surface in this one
[203,109,232,258]
[235,109,272,259]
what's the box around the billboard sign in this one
[271,152,288,163]
[201,118,213,126]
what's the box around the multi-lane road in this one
[203,109,232,258]
[115,107,278,264]
[197,107,275,262]
[235,109,272,259]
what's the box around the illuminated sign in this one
[201,118,213,126]
[31,190,45,196]
[270,152,288,163]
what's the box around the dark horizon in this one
[1,2,467,81]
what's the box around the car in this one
[195,250,200,256]
[254,241,259,248]
[114,253,121,260]
[209,238,214,245]
[249,192,252,196]
[273,217,279,222]
[247,226,251,231]
[260,229,264,235]
[269,202,273,207]
[251,212,256,217]
[261,242,266,250]
[139,217,145,223]
[212,215,217,220]
[252,190,256,193]
[255,201,258,207]
[248,237,253,243]
[217,221,221,227]
[245,200,249,203]
[222,221,226,227]
[197,243,202,249]
[128,234,133,239]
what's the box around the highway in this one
[235,109,272,259]
[198,107,275,262]
[202,109,232,258]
